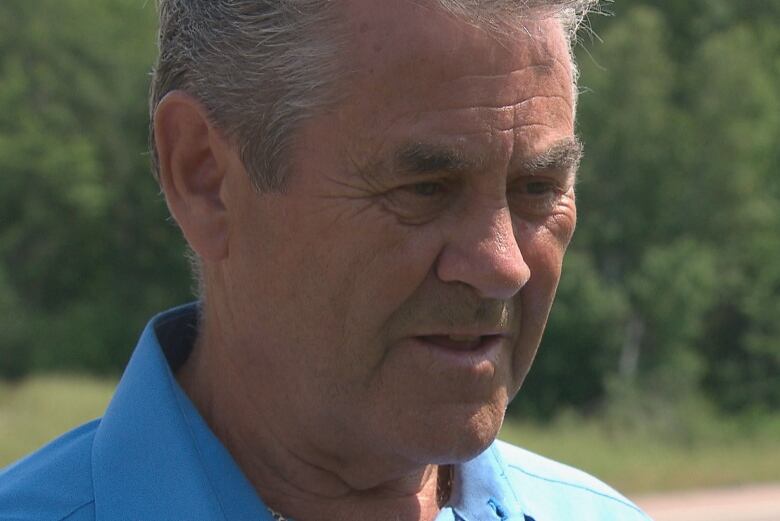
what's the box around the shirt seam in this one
[166,366,230,521]
[490,445,523,507]
[506,463,649,517]
[57,499,95,521]
[87,420,99,521]
[452,508,474,521]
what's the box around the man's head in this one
[153,0,592,489]
[150,0,594,191]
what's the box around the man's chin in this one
[418,403,506,465]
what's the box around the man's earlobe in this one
[154,91,230,262]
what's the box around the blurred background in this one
[1,0,778,513]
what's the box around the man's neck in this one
[255,466,445,521]
[176,322,447,521]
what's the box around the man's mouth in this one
[416,334,503,351]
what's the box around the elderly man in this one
[1,1,651,520]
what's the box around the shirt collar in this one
[91,303,274,521]
[91,304,527,521]
[441,444,528,521]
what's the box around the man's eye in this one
[508,178,568,216]
[406,182,444,197]
[524,180,557,195]
[381,180,452,225]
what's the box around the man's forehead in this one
[339,0,571,81]
[334,0,574,128]
[300,0,577,183]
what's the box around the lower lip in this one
[405,335,505,372]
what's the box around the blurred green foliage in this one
[0,1,778,421]
[0,0,191,377]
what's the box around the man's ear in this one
[154,91,232,262]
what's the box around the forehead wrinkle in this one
[512,99,574,130]
[413,102,571,143]
[376,104,574,180]
[447,58,569,85]
[407,93,573,138]
[415,93,572,116]
[443,62,571,105]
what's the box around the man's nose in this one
[435,206,530,300]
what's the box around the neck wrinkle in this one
[177,307,444,521]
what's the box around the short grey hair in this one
[149,0,598,192]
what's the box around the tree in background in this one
[0,0,191,377]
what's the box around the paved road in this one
[633,483,780,521]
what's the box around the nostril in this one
[434,209,530,299]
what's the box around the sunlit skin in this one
[156,1,579,520]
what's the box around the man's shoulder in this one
[0,420,99,521]
[493,439,651,520]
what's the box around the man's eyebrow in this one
[390,137,582,177]
[520,137,583,174]
[395,142,481,174]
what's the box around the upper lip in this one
[413,330,511,338]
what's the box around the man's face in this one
[218,1,577,481]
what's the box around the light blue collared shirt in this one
[0,304,651,520]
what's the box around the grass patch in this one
[0,374,115,467]
[499,413,780,493]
